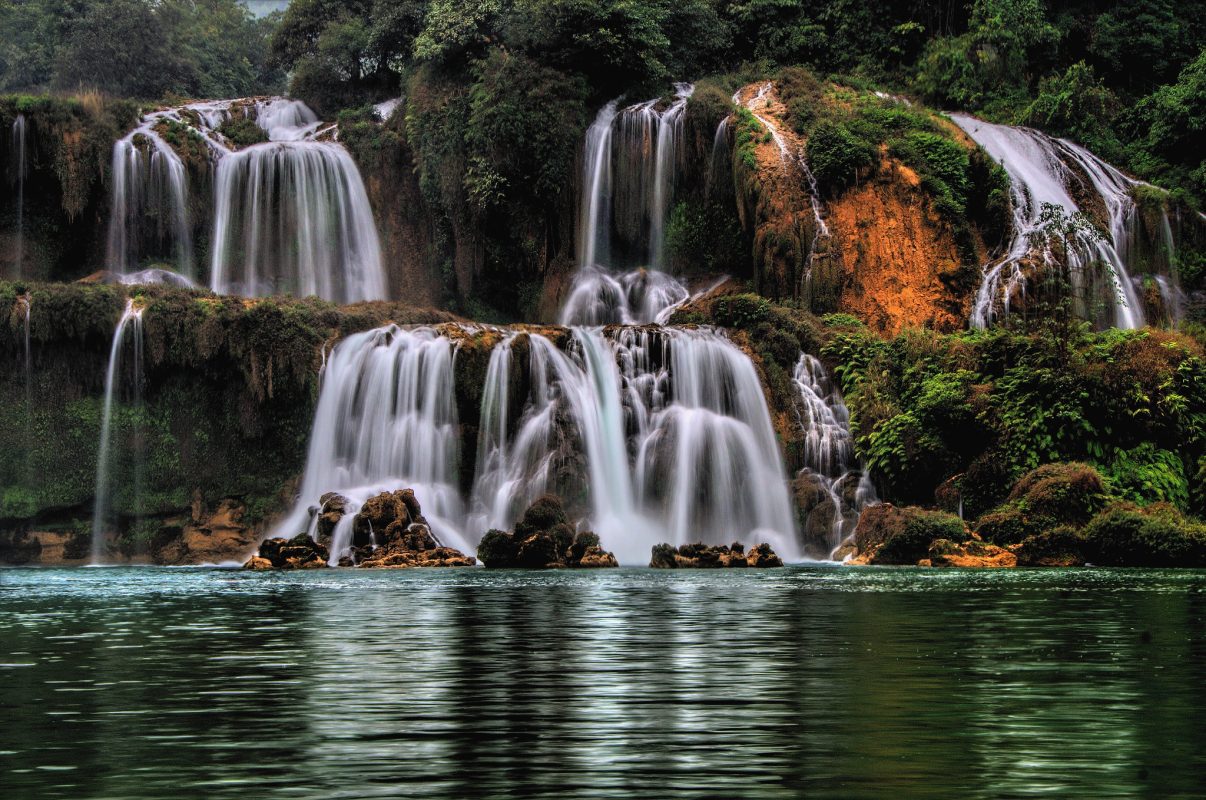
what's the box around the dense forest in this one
[1,0,1202,207]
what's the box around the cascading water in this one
[106,115,193,278]
[950,113,1156,329]
[562,84,694,325]
[279,326,470,564]
[91,299,144,564]
[101,97,386,301]
[209,100,387,303]
[285,323,801,565]
[10,114,27,278]
[791,354,876,559]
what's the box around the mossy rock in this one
[1015,526,1088,567]
[1082,504,1206,567]
[856,505,968,565]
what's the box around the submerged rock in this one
[476,495,618,568]
[649,541,783,568]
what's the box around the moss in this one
[869,507,968,565]
[218,114,268,148]
[1082,504,1206,567]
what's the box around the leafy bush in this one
[870,507,968,565]
[806,120,876,195]
[1082,505,1206,566]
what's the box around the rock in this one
[1015,526,1087,567]
[649,541,783,568]
[926,537,1016,568]
[477,529,517,566]
[793,472,839,560]
[316,492,349,546]
[746,542,784,568]
[475,495,618,568]
[244,532,329,570]
[577,546,619,568]
[347,489,475,569]
[353,489,419,548]
[854,505,968,565]
[650,543,678,569]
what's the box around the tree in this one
[53,0,187,98]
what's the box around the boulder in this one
[244,532,329,570]
[475,495,618,568]
[1014,526,1087,567]
[348,490,475,568]
[851,505,968,565]
[648,541,783,568]
[793,472,840,560]
[925,537,1016,568]
[315,492,349,546]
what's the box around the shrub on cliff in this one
[806,120,876,196]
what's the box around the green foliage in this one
[1082,504,1206,566]
[1124,50,1206,209]
[0,0,283,98]
[219,115,269,148]
[1022,62,1122,160]
[888,131,970,218]
[871,508,968,565]
[464,50,587,210]
[1106,443,1189,507]
[806,120,876,195]
[824,316,1206,515]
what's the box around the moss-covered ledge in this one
[0,281,460,565]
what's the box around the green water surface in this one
[2,566,1205,799]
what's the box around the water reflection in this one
[2,568,1205,799]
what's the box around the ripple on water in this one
[2,566,1205,799]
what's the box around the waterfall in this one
[577,100,618,271]
[10,114,26,278]
[950,114,1155,329]
[562,84,694,325]
[91,300,144,564]
[101,97,386,302]
[106,117,193,278]
[791,354,877,559]
[629,328,799,562]
[284,324,800,565]
[559,267,690,326]
[278,326,469,564]
[705,117,731,199]
[209,142,386,303]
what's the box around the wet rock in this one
[746,543,784,568]
[1015,526,1087,567]
[649,541,782,568]
[475,495,617,568]
[349,490,475,568]
[244,532,329,570]
[315,492,349,546]
[793,472,839,560]
[850,505,968,565]
[926,537,1016,568]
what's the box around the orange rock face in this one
[828,159,972,334]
